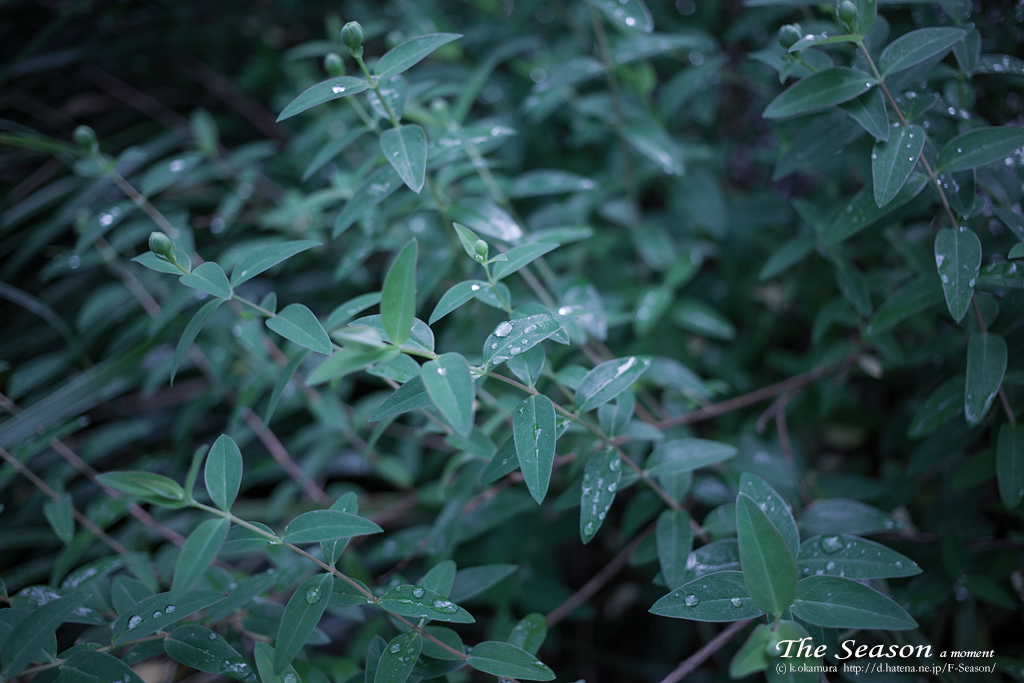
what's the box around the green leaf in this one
[184,444,206,503]
[419,560,456,597]
[800,499,901,537]
[165,625,257,683]
[508,613,547,655]
[730,624,773,678]
[797,535,922,579]
[205,434,242,511]
[937,126,1024,173]
[132,251,188,274]
[253,642,301,683]
[879,27,966,76]
[759,237,816,281]
[429,280,487,324]
[179,262,232,299]
[467,642,555,681]
[513,394,557,504]
[740,473,799,558]
[111,590,225,642]
[994,206,1024,241]
[670,298,735,340]
[865,276,943,337]
[374,633,421,683]
[997,424,1024,509]
[646,438,737,476]
[266,304,332,355]
[171,298,224,385]
[580,447,622,543]
[790,576,917,629]
[59,651,145,683]
[421,353,474,437]
[491,243,558,281]
[872,124,924,208]
[622,119,685,175]
[680,539,741,583]
[826,175,928,245]
[43,493,75,543]
[584,0,654,33]
[448,199,522,243]
[302,127,369,182]
[265,349,311,425]
[934,227,981,322]
[333,165,402,237]
[649,571,765,621]
[277,77,370,121]
[321,492,358,565]
[96,471,186,508]
[575,356,651,412]
[763,68,875,119]
[282,510,383,543]
[656,509,693,590]
[908,375,965,437]
[305,346,398,385]
[374,33,462,79]
[452,223,485,262]
[378,585,475,623]
[964,332,1007,426]
[839,87,890,141]
[736,493,797,616]
[230,241,319,287]
[482,313,574,368]
[1,593,88,677]
[274,573,333,673]
[509,170,595,197]
[205,570,278,621]
[381,239,418,346]
[508,346,545,389]
[369,376,432,421]
[448,564,518,603]
[380,125,427,194]
[172,517,229,597]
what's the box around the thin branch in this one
[657,619,753,683]
[242,409,331,506]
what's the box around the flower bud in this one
[341,21,364,54]
[474,240,489,258]
[324,52,345,77]
[777,24,802,49]
[73,125,97,150]
[837,1,858,29]
[149,232,175,259]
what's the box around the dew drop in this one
[165,605,175,613]
[494,321,514,337]
[819,535,844,554]
[412,587,425,598]
[306,586,322,604]
[390,644,402,654]
[332,86,346,94]
[730,597,742,607]
[128,615,142,630]
[209,632,218,640]
[152,610,163,618]
[684,594,700,606]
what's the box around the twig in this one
[242,409,331,506]
[546,526,653,627]
[657,619,753,683]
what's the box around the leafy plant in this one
[1,0,1023,682]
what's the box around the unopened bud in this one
[474,240,489,258]
[341,21,364,54]
[777,24,802,49]
[149,232,175,259]
[73,125,97,150]
[838,1,858,29]
[324,52,345,77]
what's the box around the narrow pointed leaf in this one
[378,585,475,623]
[491,243,558,281]
[934,227,981,322]
[277,77,370,121]
[179,262,232,299]
[908,375,965,437]
[575,356,651,412]
[467,642,555,681]
[374,34,462,79]
[763,68,875,119]
[369,376,431,421]
[375,633,421,683]
[266,304,331,355]
[274,573,333,673]
[649,571,765,621]
[513,394,557,504]
[790,575,917,629]
[380,125,427,193]
[430,280,487,324]
[111,590,225,642]
[740,473,799,558]
[656,509,693,590]
[381,239,417,346]
[421,353,474,437]
[205,434,242,511]
[736,493,797,615]
[872,124,924,207]
[231,241,319,287]
[839,87,890,141]
[43,493,75,543]
[646,438,737,476]
[825,175,928,244]
[97,471,186,508]
[302,127,368,182]
[265,349,310,425]
[879,27,966,75]
[508,613,547,655]
[797,535,921,579]
[59,651,145,683]
[321,492,359,566]
[172,518,229,596]
[419,560,456,597]
[333,165,402,237]
[1,593,88,677]
[253,643,301,683]
[172,298,224,384]
[482,314,573,367]
[584,0,654,33]
[282,510,383,543]
[937,126,1024,173]
[165,625,257,682]
[449,564,518,603]
[964,332,1007,426]
[580,447,622,543]
[997,423,1024,509]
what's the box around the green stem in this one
[355,55,402,129]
